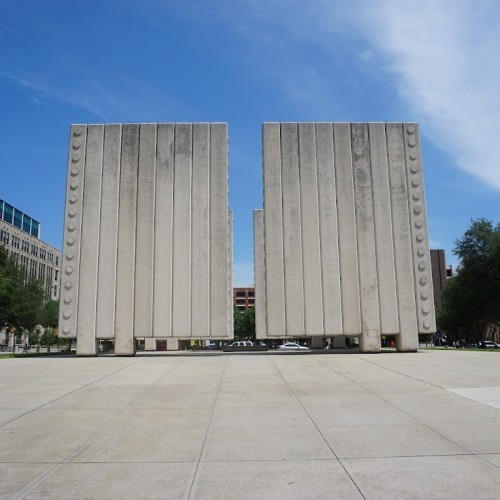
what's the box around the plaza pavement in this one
[2,349,500,499]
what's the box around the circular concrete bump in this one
[71,155,80,163]
[63,310,71,319]
[409,152,418,161]
[67,236,75,245]
[70,181,79,190]
[73,127,83,136]
[412,179,420,188]
[410,164,419,173]
[416,233,424,242]
[71,168,79,176]
[408,136,417,147]
[68,208,77,217]
[414,205,422,215]
[406,124,416,134]
[421,291,429,300]
[63,325,71,334]
[415,219,423,229]
[420,276,428,286]
[66,251,74,260]
[418,261,426,271]
[413,192,421,201]
[417,247,425,257]
[64,295,72,304]
[72,141,81,150]
[422,305,430,315]
[64,280,73,290]
[69,195,78,204]
[68,223,76,232]
[65,265,73,275]
[423,319,431,329]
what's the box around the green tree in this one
[42,300,59,328]
[437,219,500,341]
[233,305,256,339]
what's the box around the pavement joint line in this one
[315,357,500,472]
[186,354,229,500]
[14,357,188,500]
[268,355,368,500]
[0,357,143,429]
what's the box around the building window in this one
[3,203,13,224]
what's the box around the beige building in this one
[0,198,61,301]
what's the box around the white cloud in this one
[356,0,500,190]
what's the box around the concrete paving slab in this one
[342,455,500,499]
[321,423,467,458]
[0,409,114,462]
[0,463,54,499]
[2,351,500,498]
[449,386,500,409]
[24,462,197,500]
[201,426,335,461]
[191,460,363,499]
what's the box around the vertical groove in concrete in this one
[96,124,121,340]
[134,124,157,339]
[59,125,87,340]
[386,123,418,351]
[254,209,266,339]
[316,123,342,335]
[172,124,193,337]
[351,123,380,351]
[114,124,139,355]
[369,123,399,335]
[228,209,233,337]
[403,123,436,337]
[281,123,305,336]
[298,123,324,336]
[191,124,211,337]
[76,125,104,356]
[210,123,230,337]
[262,123,286,336]
[334,123,361,335]
[153,124,175,337]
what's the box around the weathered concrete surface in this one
[61,123,232,355]
[258,123,434,353]
[3,350,500,499]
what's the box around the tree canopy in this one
[233,305,255,339]
[437,218,500,340]
[0,245,58,332]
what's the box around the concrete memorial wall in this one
[59,123,233,356]
[254,122,436,352]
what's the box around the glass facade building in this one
[0,199,40,239]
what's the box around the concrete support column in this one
[144,338,156,351]
[311,337,324,349]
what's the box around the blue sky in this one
[1,0,499,285]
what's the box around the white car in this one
[278,342,309,350]
[484,341,500,349]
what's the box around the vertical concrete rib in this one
[262,123,286,336]
[191,123,210,337]
[386,123,418,351]
[96,124,121,340]
[351,123,380,352]
[210,123,229,337]
[369,123,399,335]
[153,124,174,337]
[114,124,139,355]
[77,125,104,356]
[281,123,305,336]
[172,124,193,337]
[334,123,361,335]
[228,210,233,338]
[59,125,87,340]
[134,124,157,339]
[403,123,436,335]
[254,209,267,339]
[316,123,342,335]
[298,123,323,336]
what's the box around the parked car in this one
[278,342,309,350]
[230,341,253,347]
[483,341,500,349]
